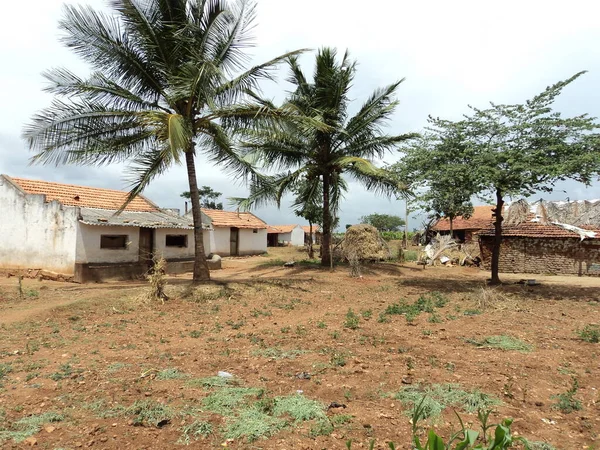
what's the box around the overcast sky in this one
[1,0,600,230]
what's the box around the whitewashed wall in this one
[212,227,231,255]
[154,228,199,260]
[238,228,267,255]
[290,226,305,246]
[77,226,210,263]
[0,178,78,274]
[76,224,140,264]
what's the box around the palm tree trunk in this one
[308,222,314,259]
[185,147,211,282]
[489,188,504,285]
[321,173,332,267]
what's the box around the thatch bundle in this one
[343,224,392,262]
[505,199,530,225]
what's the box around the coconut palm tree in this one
[23,0,304,282]
[237,48,415,265]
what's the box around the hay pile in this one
[343,224,392,262]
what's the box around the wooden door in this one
[230,227,239,256]
[139,228,154,269]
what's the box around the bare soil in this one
[0,246,598,449]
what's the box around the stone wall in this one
[479,236,600,276]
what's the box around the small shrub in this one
[577,324,600,343]
[551,377,582,413]
[344,309,360,330]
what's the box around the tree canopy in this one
[181,186,223,210]
[360,213,405,232]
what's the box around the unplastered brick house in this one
[477,221,600,276]
[0,175,212,282]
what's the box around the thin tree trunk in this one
[489,188,504,285]
[308,222,314,259]
[185,148,211,282]
[321,173,332,267]
[403,199,408,249]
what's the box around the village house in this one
[301,225,321,245]
[198,209,268,256]
[432,205,495,242]
[266,224,305,247]
[477,220,600,276]
[0,175,215,282]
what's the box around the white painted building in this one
[267,224,305,247]
[0,175,213,282]
[198,209,268,256]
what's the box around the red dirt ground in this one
[0,247,598,449]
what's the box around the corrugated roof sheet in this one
[8,176,157,212]
[433,206,495,231]
[79,208,198,229]
[201,209,267,229]
[269,224,300,233]
[477,221,600,239]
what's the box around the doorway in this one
[230,227,239,256]
[139,228,155,270]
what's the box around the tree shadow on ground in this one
[396,275,600,303]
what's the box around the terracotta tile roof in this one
[7,176,157,212]
[301,225,321,234]
[432,206,495,231]
[477,221,600,239]
[201,209,267,229]
[267,226,282,233]
[269,224,300,234]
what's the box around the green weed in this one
[344,309,360,330]
[156,368,188,380]
[465,335,532,352]
[202,387,263,415]
[223,405,287,442]
[551,377,582,413]
[577,324,600,343]
[273,394,326,422]
[394,383,501,422]
[0,412,64,443]
[177,420,213,445]
[251,347,305,360]
[127,400,173,427]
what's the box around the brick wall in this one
[479,236,600,276]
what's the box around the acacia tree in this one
[360,213,405,232]
[237,48,414,265]
[23,0,303,282]
[401,72,600,284]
